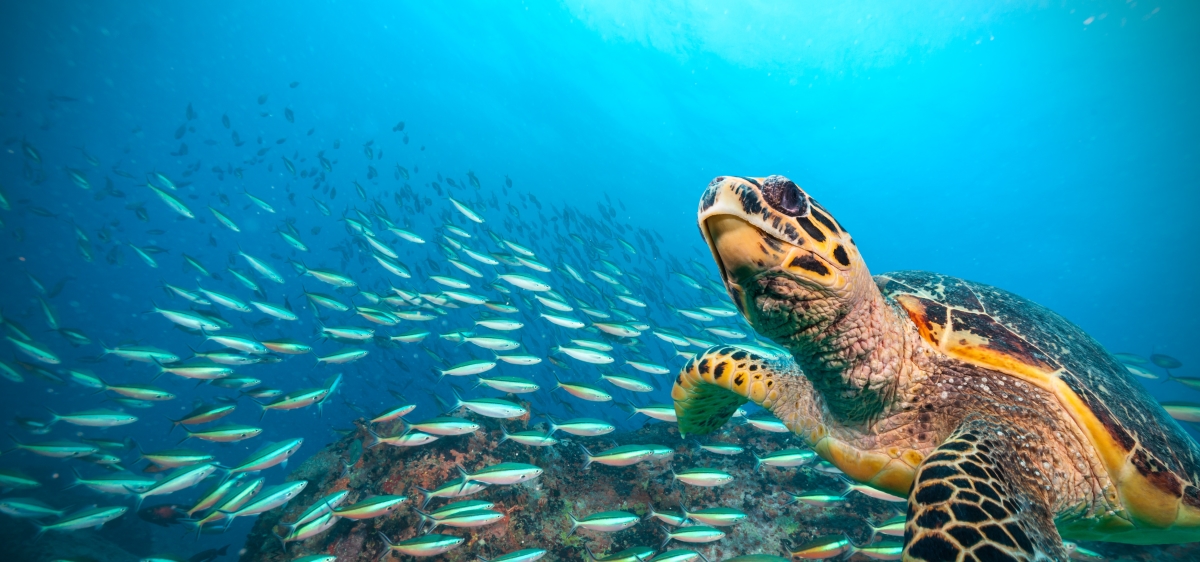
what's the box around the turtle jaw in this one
[702,213,852,316]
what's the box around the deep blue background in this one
[0,0,1196,558]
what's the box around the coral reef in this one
[238,412,1200,561]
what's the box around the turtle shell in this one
[878,270,1200,541]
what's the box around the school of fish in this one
[0,88,1188,562]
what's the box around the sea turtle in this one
[672,175,1200,561]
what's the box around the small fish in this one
[6,436,98,458]
[568,510,640,534]
[672,467,733,487]
[745,414,790,433]
[258,389,329,417]
[221,480,308,525]
[449,197,485,223]
[585,546,657,562]
[867,514,907,538]
[407,417,481,436]
[554,345,614,365]
[137,447,215,469]
[475,375,539,394]
[1152,354,1183,370]
[444,389,527,419]
[260,339,312,354]
[681,506,747,527]
[438,360,498,380]
[1162,402,1200,423]
[6,336,60,365]
[128,463,219,511]
[498,273,551,292]
[618,403,676,422]
[555,377,613,402]
[785,489,847,507]
[579,444,655,469]
[333,495,408,520]
[753,448,817,469]
[225,438,304,473]
[789,534,854,560]
[541,313,586,329]
[546,417,614,437]
[600,373,654,393]
[498,425,558,447]
[314,345,364,365]
[455,462,543,490]
[208,206,240,231]
[661,525,726,546]
[239,250,285,284]
[378,532,464,557]
[644,503,688,527]
[180,424,263,444]
[366,428,439,449]
[244,190,275,213]
[45,408,137,428]
[33,506,128,536]
[478,549,547,562]
[0,497,67,519]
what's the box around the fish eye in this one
[761,175,808,217]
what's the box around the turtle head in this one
[698,175,868,338]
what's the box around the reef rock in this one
[238,414,1200,561]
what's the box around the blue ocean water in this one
[0,1,1196,560]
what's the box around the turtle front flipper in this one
[906,415,1068,562]
[672,345,814,438]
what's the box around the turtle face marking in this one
[699,175,865,321]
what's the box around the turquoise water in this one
[0,1,1196,560]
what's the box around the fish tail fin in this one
[543,414,559,436]
[273,529,288,553]
[578,444,593,470]
[659,525,673,549]
[376,531,394,549]
[4,432,23,452]
[130,489,146,513]
[836,475,854,498]
[364,427,383,449]
[63,466,83,490]
[617,402,639,421]
[415,486,433,509]
[499,424,510,443]
[166,416,181,435]
[434,393,454,415]
[752,451,764,471]
[643,502,657,521]
[454,464,471,493]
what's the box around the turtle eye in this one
[761,175,808,217]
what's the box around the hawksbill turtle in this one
[672,175,1200,561]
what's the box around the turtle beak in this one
[705,215,769,286]
[702,214,780,318]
